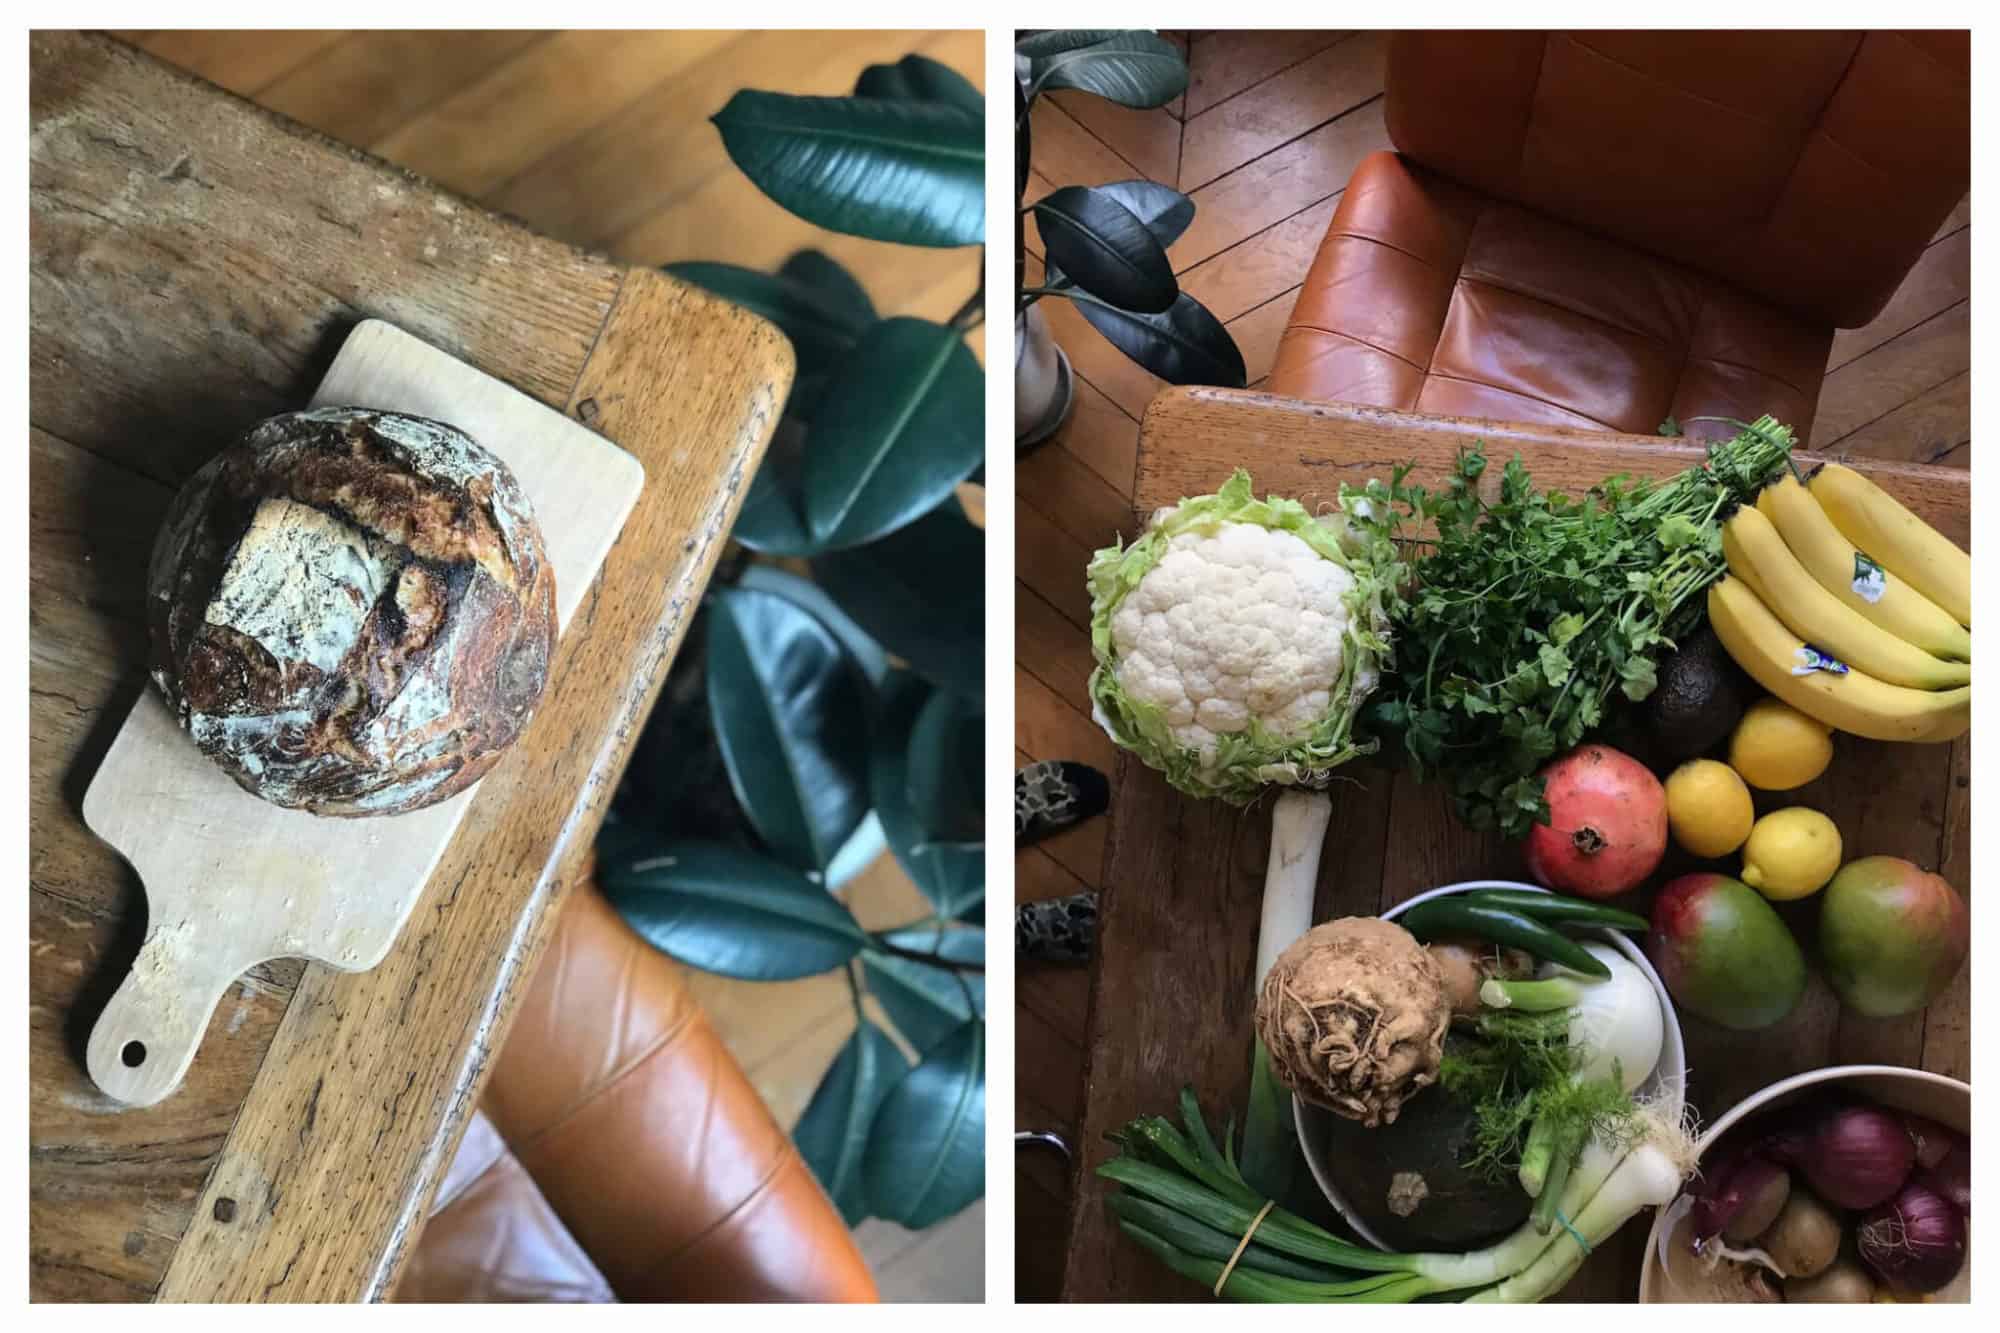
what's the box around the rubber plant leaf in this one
[713,91,983,248]
[794,1017,909,1224]
[863,1019,986,1228]
[812,503,984,700]
[801,316,983,549]
[858,671,983,918]
[863,926,985,1054]
[706,586,871,874]
[1026,31,1187,108]
[1032,184,1177,314]
[854,53,983,115]
[601,838,869,981]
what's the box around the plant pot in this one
[1015,302,1073,452]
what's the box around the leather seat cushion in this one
[394,1111,616,1303]
[1268,152,1834,441]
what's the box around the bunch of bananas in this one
[1709,464,1970,743]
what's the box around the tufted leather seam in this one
[1565,34,1795,130]
[1324,225,1451,275]
[1511,35,1552,177]
[1420,371,1620,432]
[1283,323,1428,373]
[1890,30,1966,81]
[505,1004,700,1155]
[1418,197,1488,382]
[1749,35,1867,283]
[1681,352,1816,406]
[1454,271,1674,349]
[647,1144,796,1275]
[1661,292,1703,429]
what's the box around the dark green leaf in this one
[1015,29,1129,58]
[706,587,870,874]
[864,673,983,917]
[1026,31,1187,108]
[779,249,876,328]
[1014,78,1032,206]
[907,687,983,846]
[864,926,985,1051]
[802,317,983,549]
[734,565,889,688]
[1091,179,1195,248]
[713,91,983,248]
[731,418,818,556]
[664,260,865,377]
[1070,288,1247,387]
[1032,185,1177,314]
[812,509,983,699]
[864,1020,985,1228]
[855,54,983,114]
[602,839,868,980]
[794,1018,908,1224]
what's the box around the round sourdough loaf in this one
[147,407,556,817]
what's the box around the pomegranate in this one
[1523,744,1666,899]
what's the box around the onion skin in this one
[1857,1182,1966,1293]
[1766,1103,1916,1210]
[1898,1112,1959,1170]
[1916,1137,1970,1215]
[1691,1148,1789,1245]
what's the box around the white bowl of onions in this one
[1639,1065,1970,1303]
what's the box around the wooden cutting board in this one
[80,320,645,1108]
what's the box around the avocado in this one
[1647,625,1749,762]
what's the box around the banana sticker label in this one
[1851,552,1887,603]
[1792,643,1851,677]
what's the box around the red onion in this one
[1917,1137,1970,1215]
[1857,1182,1966,1293]
[1898,1112,1959,1169]
[1691,1151,1788,1244]
[1764,1103,1915,1210]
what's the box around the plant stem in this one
[1531,1133,1575,1234]
[868,937,985,974]
[948,268,984,331]
[1481,977,1582,1012]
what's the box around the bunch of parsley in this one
[1359,416,1796,838]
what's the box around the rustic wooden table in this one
[1061,387,1971,1302]
[29,32,790,1302]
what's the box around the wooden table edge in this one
[28,39,799,1296]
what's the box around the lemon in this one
[1729,697,1834,791]
[1741,807,1843,900]
[1665,760,1755,858]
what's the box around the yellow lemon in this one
[1729,697,1835,791]
[1741,807,1843,901]
[1665,759,1755,858]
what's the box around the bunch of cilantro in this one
[1360,416,1796,839]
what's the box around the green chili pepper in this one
[1398,899,1612,979]
[1458,889,1649,933]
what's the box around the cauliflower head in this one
[1086,469,1399,804]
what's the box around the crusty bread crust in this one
[148,407,555,816]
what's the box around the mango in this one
[1819,856,1969,1018]
[1647,873,1806,1030]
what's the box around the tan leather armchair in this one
[1270,31,1969,438]
[394,877,877,1302]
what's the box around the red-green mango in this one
[1648,873,1807,1030]
[1819,856,1969,1018]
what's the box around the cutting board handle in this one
[86,927,245,1108]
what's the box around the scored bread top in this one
[147,407,556,817]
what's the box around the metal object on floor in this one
[1015,1130,1073,1165]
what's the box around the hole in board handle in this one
[122,1041,147,1068]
